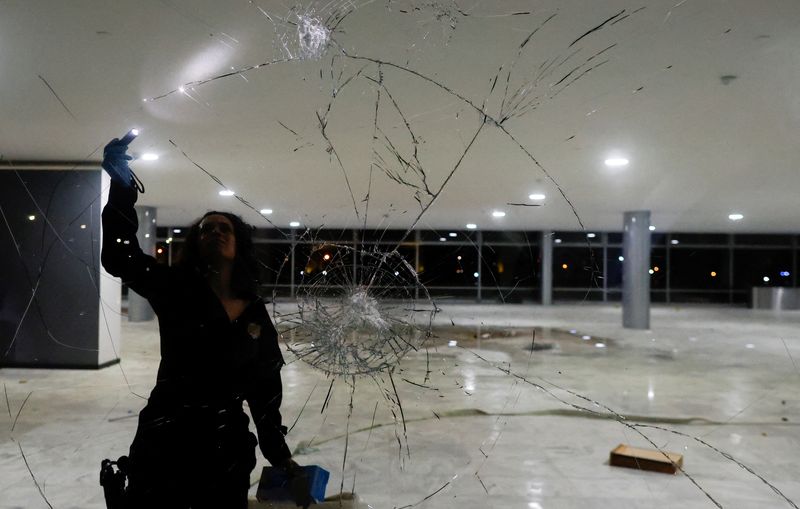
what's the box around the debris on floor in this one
[609,444,683,474]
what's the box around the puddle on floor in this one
[427,326,615,355]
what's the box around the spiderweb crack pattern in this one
[282,244,434,376]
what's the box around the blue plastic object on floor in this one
[257,465,330,503]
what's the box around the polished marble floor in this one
[2,303,799,509]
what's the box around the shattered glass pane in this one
[1,1,799,508]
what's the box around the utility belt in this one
[100,396,252,508]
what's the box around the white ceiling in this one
[1,0,799,232]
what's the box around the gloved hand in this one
[101,130,137,187]
[283,459,313,508]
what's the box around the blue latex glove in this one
[101,130,137,187]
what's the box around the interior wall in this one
[0,169,117,368]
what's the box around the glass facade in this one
[157,229,799,304]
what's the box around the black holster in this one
[100,456,129,509]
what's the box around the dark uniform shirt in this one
[101,181,291,468]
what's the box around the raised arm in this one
[100,133,167,300]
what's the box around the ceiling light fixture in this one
[219,189,235,197]
[605,157,629,167]
[449,232,457,237]
[528,193,546,200]
[491,210,506,218]
[728,213,744,221]
[260,209,273,215]
[649,225,656,231]
[289,221,300,227]
[465,223,477,230]
[141,153,159,161]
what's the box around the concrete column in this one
[541,231,553,305]
[128,206,156,322]
[622,211,650,329]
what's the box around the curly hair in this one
[176,211,260,298]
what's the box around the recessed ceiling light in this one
[763,276,770,282]
[27,215,35,221]
[554,238,562,244]
[491,210,506,218]
[473,272,479,278]
[141,153,159,161]
[449,232,457,237]
[528,193,546,200]
[587,233,596,238]
[605,157,629,167]
[465,223,477,229]
[80,224,87,229]
[260,209,273,215]
[439,237,447,242]
[219,189,235,196]
[173,228,181,233]
[289,221,300,227]
[728,213,744,221]
[649,225,656,231]
[618,256,624,262]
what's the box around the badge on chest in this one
[247,322,262,340]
